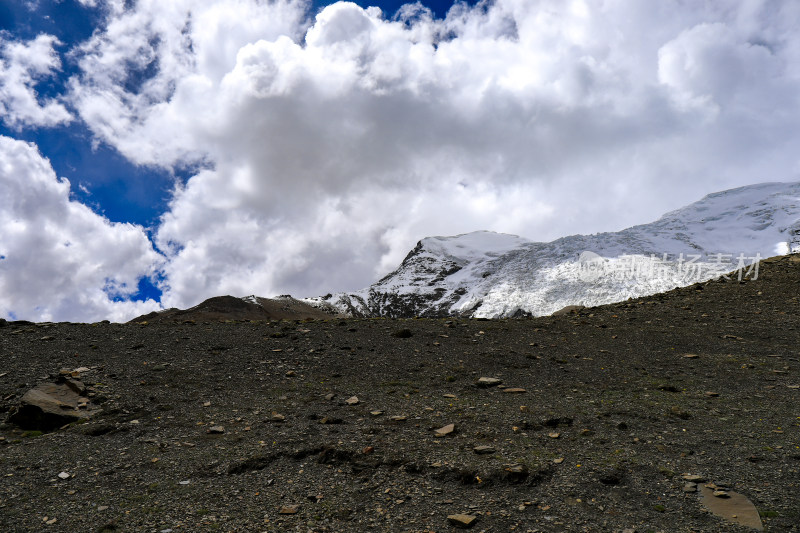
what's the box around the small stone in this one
[713,490,730,498]
[683,474,706,482]
[97,505,108,511]
[443,394,457,398]
[58,472,70,480]
[447,514,477,528]
[505,464,526,474]
[477,377,502,388]
[502,388,527,394]
[363,446,374,455]
[390,415,407,422]
[345,396,359,405]
[553,458,564,464]
[285,370,296,377]
[548,432,561,439]
[270,413,285,422]
[370,410,383,416]
[683,353,700,359]
[207,426,225,434]
[434,423,455,437]
[279,505,299,515]
[473,445,495,455]
[705,391,720,397]
[45,518,57,525]
[324,393,335,401]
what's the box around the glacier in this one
[307,181,800,318]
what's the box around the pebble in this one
[345,396,359,405]
[279,505,299,515]
[502,388,527,394]
[548,432,561,439]
[207,426,225,434]
[58,472,70,480]
[476,377,502,387]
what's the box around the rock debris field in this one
[1,255,800,532]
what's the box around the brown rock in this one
[447,514,477,528]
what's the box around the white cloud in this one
[0,34,72,128]
[0,136,161,322]
[65,0,800,308]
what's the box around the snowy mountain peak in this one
[314,181,800,318]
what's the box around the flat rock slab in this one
[447,514,477,528]
[476,377,502,387]
[700,485,763,531]
[434,423,455,437]
[7,380,100,431]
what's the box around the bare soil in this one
[1,256,799,532]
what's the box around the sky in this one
[1,0,799,322]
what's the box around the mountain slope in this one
[313,181,800,318]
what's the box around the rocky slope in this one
[0,254,799,531]
[132,295,341,323]
[313,181,800,318]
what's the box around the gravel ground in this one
[1,255,799,532]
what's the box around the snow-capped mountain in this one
[311,181,800,318]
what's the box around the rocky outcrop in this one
[7,373,101,431]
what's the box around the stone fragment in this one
[434,424,455,437]
[345,396,359,405]
[476,377,502,388]
[447,514,477,528]
[207,426,225,434]
[473,445,495,454]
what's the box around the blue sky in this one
[1,0,799,321]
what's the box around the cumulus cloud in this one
[0,34,72,129]
[0,136,161,322]
[64,0,800,308]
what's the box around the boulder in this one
[6,377,101,431]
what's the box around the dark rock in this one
[6,379,100,431]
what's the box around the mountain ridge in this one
[309,181,800,318]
